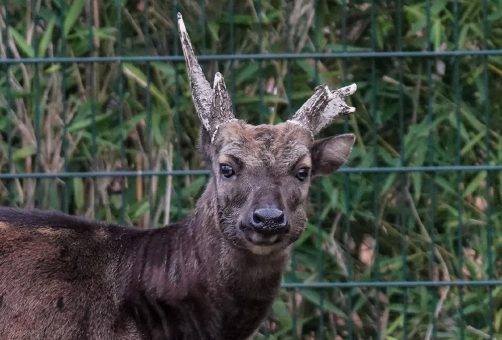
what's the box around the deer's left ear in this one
[311,133,355,176]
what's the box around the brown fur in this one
[0,119,354,339]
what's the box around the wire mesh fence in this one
[0,0,500,339]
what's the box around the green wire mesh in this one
[0,1,500,339]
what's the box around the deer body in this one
[0,188,285,339]
[0,13,357,340]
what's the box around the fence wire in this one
[0,1,500,339]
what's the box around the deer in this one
[0,13,357,340]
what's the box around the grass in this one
[0,0,501,338]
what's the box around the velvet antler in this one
[288,83,357,136]
[178,13,235,142]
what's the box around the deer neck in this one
[190,178,289,298]
[127,178,288,301]
[120,178,289,338]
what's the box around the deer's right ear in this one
[311,133,355,176]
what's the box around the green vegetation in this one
[0,0,500,338]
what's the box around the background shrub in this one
[0,1,500,338]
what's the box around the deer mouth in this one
[245,231,280,246]
[239,224,283,247]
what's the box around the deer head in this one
[178,13,356,255]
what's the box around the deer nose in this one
[250,208,289,235]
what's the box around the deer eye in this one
[220,164,235,178]
[295,167,310,181]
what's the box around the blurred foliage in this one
[0,0,501,339]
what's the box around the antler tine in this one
[209,72,235,141]
[288,83,357,136]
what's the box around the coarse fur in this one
[0,14,357,339]
[0,122,354,339]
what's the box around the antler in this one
[288,83,357,136]
[178,12,355,139]
[177,13,235,141]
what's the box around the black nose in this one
[250,208,289,235]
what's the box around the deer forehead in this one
[214,121,313,168]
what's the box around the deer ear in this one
[311,133,355,176]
